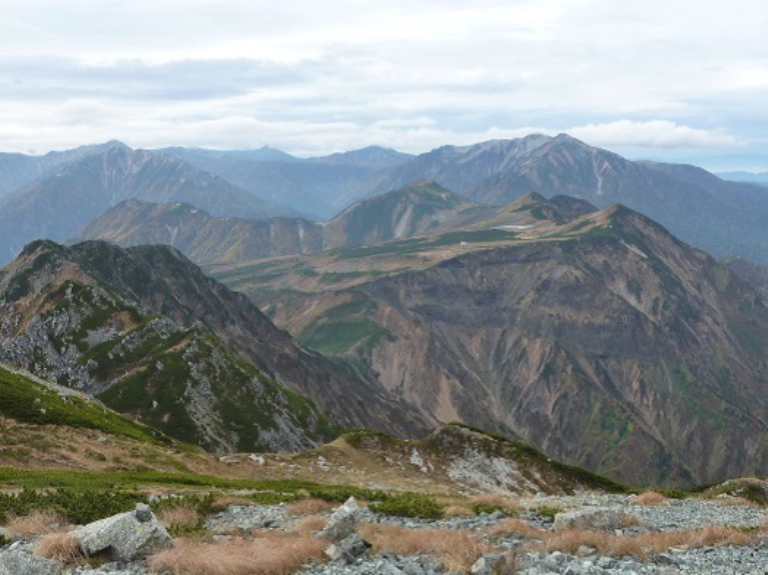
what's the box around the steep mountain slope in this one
[0,144,295,266]
[213,203,768,488]
[0,240,426,447]
[74,200,324,265]
[364,135,768,264]
[324,181,478,248]
[0,242,335,453]
[163,145,413,218]
[725,257,768,301]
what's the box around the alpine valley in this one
[0,134,764,491]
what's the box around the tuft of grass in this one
[3,509,68,538]
[35,532,84,564]
[149,535,328,575]
[360,524,491,572]
[526,526,758,561]
[292,515,328,538]
[633,491,669,506]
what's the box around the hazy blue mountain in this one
[718,171,768,186]
[358,134,768,264]
[162,145,413,218]
[0,144,296,265]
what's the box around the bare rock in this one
[318,497,362,542]
[75,503,171,562]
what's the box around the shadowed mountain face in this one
[0,144,296,266]
[362,135,768,265]
[0,241,427,445]
[212,202,768,488]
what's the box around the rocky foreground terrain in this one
[1,485,765,574]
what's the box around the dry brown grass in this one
[287,499,336,516]
[529,526,756,561]
[444,505,476,518]
[159,507,202,529]
[35,532,84,564]
[292,515,329,538]
[633,492,668,506]
[3,509,69,537]
[149,535,327,575]
[486,518,547,539]
[360,523,490,572]
[619,514,645,527]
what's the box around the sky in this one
[1,0,767,170]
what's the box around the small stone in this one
[134,503,152,523]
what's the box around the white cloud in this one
[567,120,743,149]
[0,0,765,157]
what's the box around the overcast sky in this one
[1,0,767,169]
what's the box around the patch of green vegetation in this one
[299,297,393,357]
[427,228,517,246]
[370,493,444,519]
[532,505,560,519]
[334,238,429,259]
[0,488,146,525]
[0,365,172,446]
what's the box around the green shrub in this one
[0,488,146,525]
[370,493,444,519]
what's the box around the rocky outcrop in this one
[76,504,171,562]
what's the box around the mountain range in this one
[208,194,768,487]
[0,239,425,450]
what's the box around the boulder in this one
[317,497,362,542]
[75,503,171,562]
[0,549,64,575]
[324,533,372,564]
[553,507,623,532]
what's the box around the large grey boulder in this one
[0,548,64,575]
[553,507,623,532]
[75,503,171,562]
[318,497,362,542]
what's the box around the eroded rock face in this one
[75,504,171,562]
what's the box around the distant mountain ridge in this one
[74,181,488,264]
[74,200,324,265]
[0,143,297,266]
[356,134,768,264]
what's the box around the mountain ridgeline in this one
[0,240,427,451]
[211,197,768,488]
